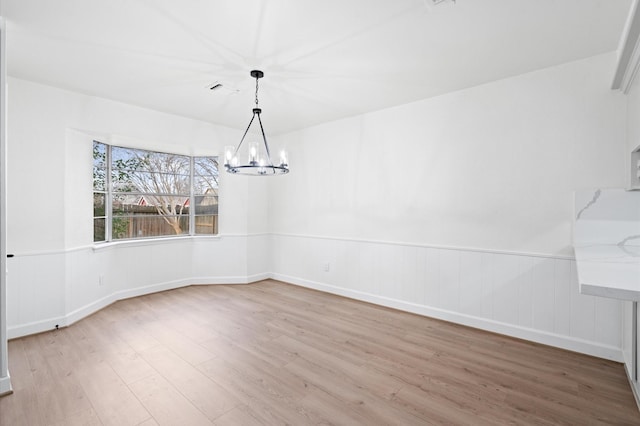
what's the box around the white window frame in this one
[93,141,219,243]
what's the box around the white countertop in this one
[574,244,640,301]
[573,189,640,302]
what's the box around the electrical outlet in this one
[99,275,105,286]
[322,262,330,272]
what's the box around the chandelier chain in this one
[255,77,259,107]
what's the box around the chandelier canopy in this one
[223,70,289,176]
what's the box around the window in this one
[93,141,218,242]
[93,142,107,241]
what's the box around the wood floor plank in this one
[1,280,639,425]
[75,361,151,426]
[285,355,427,425]
[21,334,95,425]
[72,318,158,385]
[212,405,268,426]
[128,373,214,426]
[4,339,33,391]
[139,344,239,421]
[48,407,103,426]
[0,387,47,426]
[198,357,314,425]
[135,418,160,426]
[296,386,378,426]
[141,320,216,366]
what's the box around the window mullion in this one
[189,156,195,236]
[106,144,113,241]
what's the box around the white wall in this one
[5,77,270,337]
[271,53,626,257]
[269,52,628,360]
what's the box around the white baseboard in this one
[271,273,624,362]
[246,272,272,283]
[0,373,12,396]
[7,315,67,339]
[191,273,270,285]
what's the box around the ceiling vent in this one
[206,81,239,95]
[422,0,456,13]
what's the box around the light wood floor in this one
[1,280,639,425]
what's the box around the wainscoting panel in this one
[6,233,624,362]
[7,252,66,336]
[270,234,623,361]
[6,235,270,339]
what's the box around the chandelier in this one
[223,70,289,175]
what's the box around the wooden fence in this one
[95,205,218,240]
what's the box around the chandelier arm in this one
[256,112,273,166]
[234,111,257,157]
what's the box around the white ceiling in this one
[0,0,633,135]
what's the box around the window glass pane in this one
[112,194,189,214]
[194,157,219,195]
[112,148,190,195]
[112,193,142,209]
[112,147,189,174]
[111,146,146,172]
[94,218,105,242]
[93,193,105,216]
[93,141,106,191]
[193,176,219,195]
[111,171,137,193]
[194,196,218,215]
[112,215,189,239]
[195,215,218,235]
[194,156,218,171]
[113,171,190,195]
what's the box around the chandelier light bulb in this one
[248,142,258,165]
[224,146,234,166]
